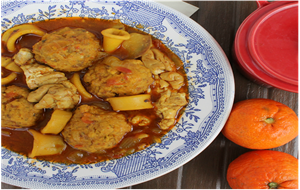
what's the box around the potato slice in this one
[106,94,153,111]
[28,129,66,157]
[115,33,152,59]
[41,110,73,134]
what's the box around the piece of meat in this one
[155,89,188,129]
[130,115,151,126]
[141,48,176,75]
[151,48,175,72]
[13,48,34,66]
[2,85,43,128]
[28,81,80,109]
[27,84,58,102]
[159,79,170,88]
[141,49,165,75]
[160,71,185,90]
[21,63,67,89]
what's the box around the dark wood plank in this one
[180,1,298,189]
[2,168,179,189]
[1,183,23,189]
[132,169,180,189]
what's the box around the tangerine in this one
[227,150,298,189]
[222,98,298,149]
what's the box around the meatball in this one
[62,105,132,153]
[2,85,43,128]
[32,27,107,72]
[83,56,154,98]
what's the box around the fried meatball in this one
[83,56,154,98]
[2,85,43,128]
[32,27,107,72]
[62,105,132,153]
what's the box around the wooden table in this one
[2,1,298,189]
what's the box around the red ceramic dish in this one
[234,0,298,93]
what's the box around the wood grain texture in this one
[2,1,298,189]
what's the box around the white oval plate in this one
[1,0,235,189]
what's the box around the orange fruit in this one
[227,150,298,189]
[222,98,298,149]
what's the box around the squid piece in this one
[1,56,12,67]
[5,61,23,72]
[101,28,130,53]
[160,71,184,90]
[106,94,153,111]
[41,110,73,135]
[1,72,17,85]
[70,73,93,99]
[2,24,46,52]
[1,56,22,72]
[28,129,67,158]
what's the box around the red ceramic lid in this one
[234,1,298,93]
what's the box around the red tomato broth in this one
[1,17,189,165]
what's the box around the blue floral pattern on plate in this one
[1,0,235,188]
